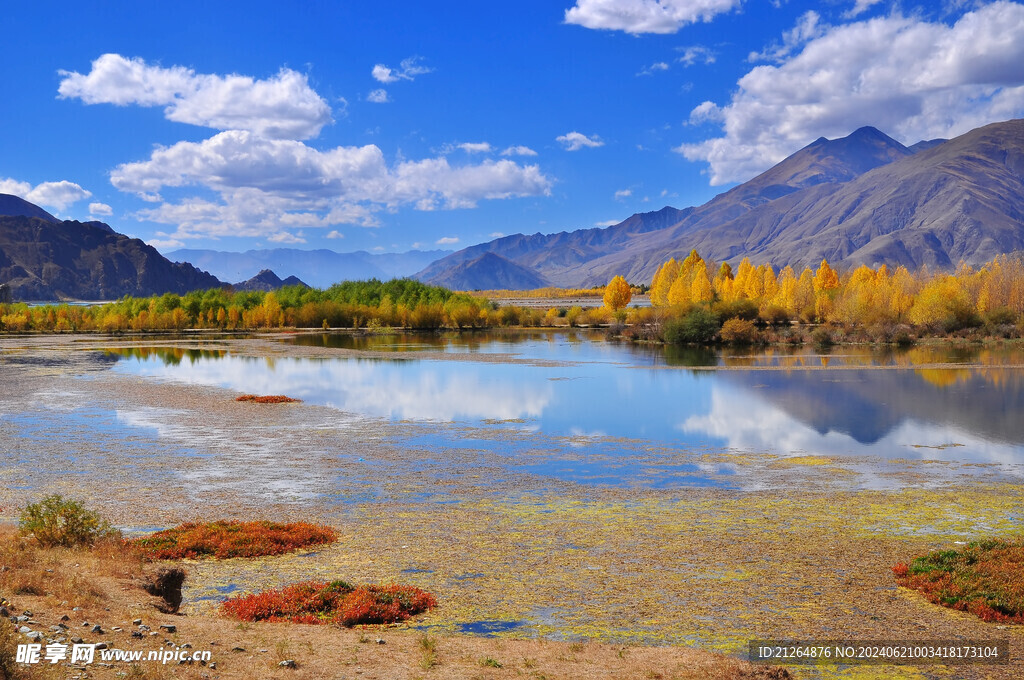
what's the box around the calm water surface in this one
[109,332,1024,468]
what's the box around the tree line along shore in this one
[1,253,1023,344]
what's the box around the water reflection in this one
[109,336,1024,467]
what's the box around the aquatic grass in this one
[893,537,1024,622]
[221,580,437,626]
[132,520,337,560]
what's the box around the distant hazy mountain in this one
[168,247,451,288]
[0,201,222,301]
[418,119,1024,288]
[426,252,551,290]
[233,269,309,292]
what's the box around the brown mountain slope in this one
[0,210,223,301]
[419,126,919,288]
[609,118,1024,275]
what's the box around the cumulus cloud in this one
[457,142,493,154]
[595,219,622,226]
[371,57,432,83]
[0,178,92,211]
[146,236,185,249]
[614,188,633,199]
[58,54,331,140]
[268,231,307,244]
[556,131,605,151]
[565,0,742,34]
[677,1,1024,185]
[88,202,113,216]
[500,145,538,156]
[326,230,344,239]
[112,130,551,240]
[436,236,460,245]
[366,88,390,103]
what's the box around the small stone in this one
[95,643,108,651]
[0,607,9,618]
[180,643,192,649]
[149,631,159,636]
[22,611,32,617]
[159,624,176,633]
[111,627,122,632]
[279,659,297,668]
[209,662,217,670]
[50,626,62,633]
[18,626,31,634]
[91,625,103,634]
[81,621,90,627]
[71,637,83,644]
[231,647,246,653]
[60,615,70,622]
[132,619,143,626]
[132,631,144,639]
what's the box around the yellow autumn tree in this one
[690,260,713,303]
[650,258,680,307]
[603,275,632,311]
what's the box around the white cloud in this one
[146,237,185,249]
[614,188,633,199]
[326,230,344,239]
[845,0,884,19]
[489,231,505,238]
[436,236,460,245]
[676,45,717,66]
[595,219,622,226]
[268,231,306,244]
[565,0,742,34]
[500,145,538,156]
[112,130,551,240]
[748,10,825,63]
[457,142,493,154]
[58,54,331,140]
[677,2,1024,185]
[556,131,605,151]
[367,88,390,103]
[371,57,432,83]
[637,61,670,76]
[88,202,113,216]
[0,177,92,211]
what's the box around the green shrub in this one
[19,495,120,548]
[663,308,719,344]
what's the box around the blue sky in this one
[3,0,1024,256]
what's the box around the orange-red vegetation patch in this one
[131,520,337,560]
[221,580,437,626]
[235,394,301,403]
[893,538,1024,623]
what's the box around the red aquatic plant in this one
[131,520,337,560]
[893,538,1024,623]
[221,580,437,626]
[235,394,301,403]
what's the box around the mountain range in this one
[418,118,1024,289]
[4,118,1024,299]
[167,247,450,288]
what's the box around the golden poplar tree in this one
[603,275,632,311]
